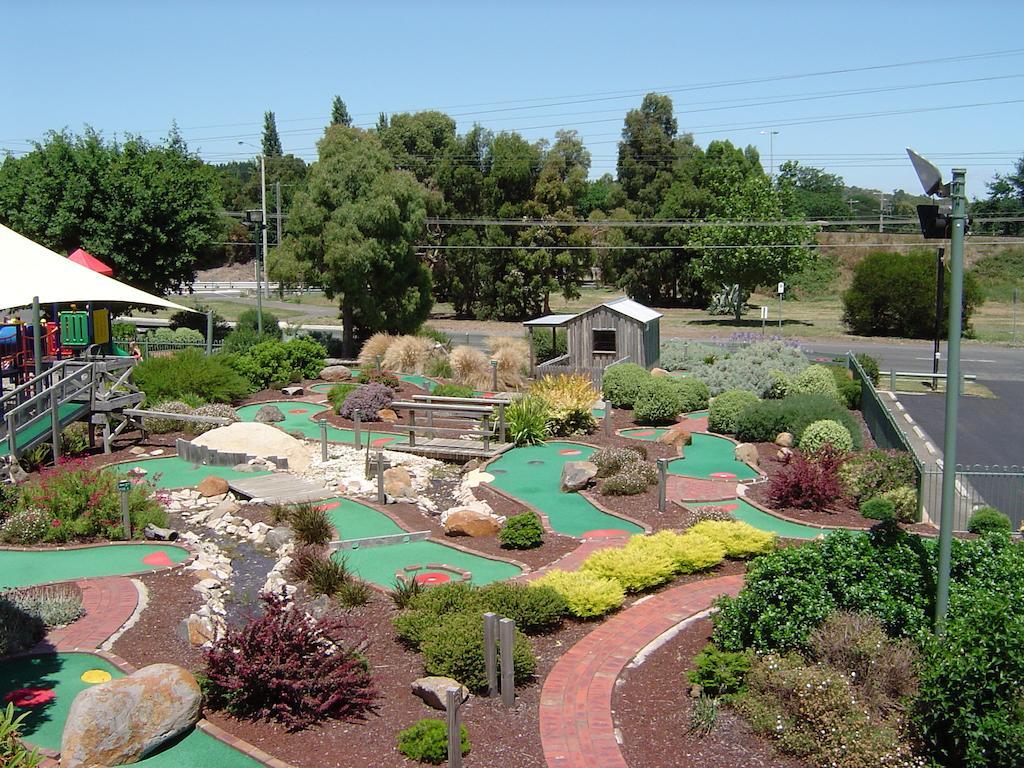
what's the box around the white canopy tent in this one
[0,223,191,312]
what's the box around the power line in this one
[420,239,1017,251]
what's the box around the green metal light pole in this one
[935,167,967,629]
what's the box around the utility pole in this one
[878,191,886,233]
[275,181,282,247]
[260,155,269,300]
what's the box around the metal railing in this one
[920,465,1024,532]
[537,354,630,387]
[848,354,917,457]
[3,362,96,459]
[114,338,224,357]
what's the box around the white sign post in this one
[777,282,785,331]
[760,305,769,338]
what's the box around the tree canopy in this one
[330,96,352,127]
[262,111,283,157]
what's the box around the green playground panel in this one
[0,402,89,457]
[321,497,404,541]
[0,653,259,766]
[667,433,760,480]
[691,498,831,540]
[234,401,404,448]
[486,442,644,538]
[107,456,271,490]
[336,539,521,587]
[0,543,189,589]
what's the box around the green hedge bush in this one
[134,349,251,404]
[860,497,895,521]
[687,644,753,697]
[236,308,283,339]
[689,340,808,396]
[839,449,917,503]
[530,570,624,618]
[499,511,544,549]
[669,377,710,412]
[967,506,1012,535]
[397,719,469,765]
[228,338,326,390]
[798,419,854,454]
[476,582,567,634]
[708,389,759,434]
[789,364,842,402]
[420,612,536,692]
[601,363,650,408]
[632,377,682,425]
[431,383,474,398]
[734,393,862,449]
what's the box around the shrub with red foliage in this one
[202,592,379,730]
[768,445,846,510]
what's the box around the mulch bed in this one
[111,569,204,669]
[615,615,804,768]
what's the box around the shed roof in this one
[603,297,662,323]
[523,314,575,328]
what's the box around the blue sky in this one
[3,1,1023,199]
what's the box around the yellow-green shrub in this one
[688,521,776,558]
[530,374,599,436]
[580,545,676,593]
[627,531,726,574]
[531,569,625,618]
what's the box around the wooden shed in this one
[525,298,662,379]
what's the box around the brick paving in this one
[33,577,139,652]
[666,474,738,503]
[539,573,744,768]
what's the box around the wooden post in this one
[50,387,61,463]
[374,354,383,372]
[205,311,214,356]
[657,457,669,512]
[409,409,416,447]
[490,359,498,391]
[319,418,328,462]
[7,413,16,459]
[528,327,535,375]
[353,410,362,448]
[376,450,386,504]
[446,688,463,768]
[483,613,499,696]
[499,617,515,706]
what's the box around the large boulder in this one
[383,466,415,499]
[412,676,469,710]
[254,404,286,424]
[560,461,597,492]
[60,664,201,768]
[319,365,352,382]
[196,476,229,497]
[775,432,794,448]
[265,526,294,550]
[443,507,502,537]
[734,443,759,468]
[657,424,693,451]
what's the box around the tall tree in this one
[617,93,678,217]
[0,128,221,294]
[776,160,847,218]
[262,110,283,157]
[279,127,432,354]
[330,95,352,127]
[972,154,1024,236]
[378,111,457,184]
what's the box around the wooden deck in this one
[227,474,334,504]
[386,437,513,462]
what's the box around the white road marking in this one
[925,442,937,454]
[913,425,925,439]
[896,402,905,411]
[903,413,914,424]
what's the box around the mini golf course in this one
[485,442,644,538]
[688,498,825,540]
[0,544,189,589]
[311,373,438,394]
[234,401,404,448]
[108,456,272,490]
[0,653,260,766]
[667,434,760,481]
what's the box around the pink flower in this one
[50,519,62,527]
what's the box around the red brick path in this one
[539,573,744,768]
[34,577,139,652]
[665,474,737,504]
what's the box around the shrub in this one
[632,377,682,425]
[431,383,474,398]
[143,400,193,434]
[338,382,395,422]
[221,328,280,355]
[627,530,726,573]
[387,577,424,610]
[789,364,842,402]
[0,598,45,656]
[382,335,436,374]
[659,340,721,372]
[397,719,469,765]
[327,383,358,413]
[591,446,643,478]
[599,460,658,496]
[798,419,853,454]
[229,338,326,390]
[688,521,776,558]
[285,502,333,547]
[336,578,372,608]
[409,581,483,618]
[669,377,710,412]
[286,544,329,582]
[0,508,48,545]
[839,449,917,503]
[531,569,625,618]
[477,582,567,634]
[393,609,444,649]
[489,336,530,388]
[281,337,328,378]
[425,356,452,379]
[581,544,676,592]
[306,556,351,597]
[843,249,984,337]
[449,345,489,389]
[60,422,90,456]
[860,497,895,521]
[768,444,846,510]
[148,326,205,345]
[499,512,544,549]
[689,340,808,397]
[357,332,396,369]
[530,328,566,363]
[531,374,598,436]
[356,369,401,389]
[881,486,919,523]
[828,365,862,409]
[913,592,1024,768]
[236,308,283,339]
[601,363,650,408]
[765,369,792,399]
[0,701,42,767]
[687,644,753,697]
[855,353,880,385]
[505,395,550,446]
[420,612,536,692]
[0,484,20,525]
[202,593,378,729]
[3,584,85,628]
[708,389,759,434]
[417,325,451,345]
[734,393,862,449]
[967,506,1012,535]
[134,349,251,404]
[187,403,239,436]
[679,505,734,529]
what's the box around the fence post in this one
[483,612,499,696]
[376,450,386,504]
[499,617,515,706]
[446,688,463,768]
[50,387,61,463]
[319,418,328,462]
[374,354,383,373]
[490,359,498,391]
[205,311,214,356]
[657,457,669,512]
[353,410,362,448]
[497,403,506,444]
[889,369,896,391]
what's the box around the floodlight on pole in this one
[760,130,780,179]
[906,147,966,632]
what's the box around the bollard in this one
[604,405,613,437]
[319,418,328,462]
[118,480,132,538]
[353,409,362,448]
[446,688,463,768]
[490,359,498,391]
[499,618,515,706]
[657,457,669,513]
[483,612,499,697]
[374,354,383,372]
[206,311,214,356]
[376,450,386,504]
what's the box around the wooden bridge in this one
[384,395,514,461]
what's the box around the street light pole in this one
[760,129,779,179]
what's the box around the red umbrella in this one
[68,248,114,277]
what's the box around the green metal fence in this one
[848,354,917,456]
[920,465,1024,533]
[113,338,222,357]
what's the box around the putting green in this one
[667,434,759,480]
[0,544,189,589]
[108,456,272,490]
[0,653,259,766]
[486,442,644,538]
[689,498,825,540]
[235,401,404,448]
[320,497,404,541]
[335,539,520,587]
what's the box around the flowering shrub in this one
[839,449,917,503]
[202,593,378,729]
[0,508,49,545]
[798,419,853,454]
[187,403,239,436]
[598,460,657,496]
[708,389,759,434]
[338,382,395,422]
[688,521,777,558]
[591,447,644,477]
[768,445,845,510]
[679,505,734,529]
[530,569,625,618]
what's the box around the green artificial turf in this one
[689,498,826,540]
[107,456,272,490]
[0,544,189,589]
[486,442,644,537]
[667,434,760,480]
[234,401,403,448]
[336,539,521,587]
[321,497,404,541]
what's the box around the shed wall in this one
[566,306,646,369]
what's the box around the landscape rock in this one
[178,614,216,646]
[560,461,598,492]
[776,446,794,463]
[254,404,286,424]
[265,526,294,550]
[378,408,398,422]
[411,676,469,710]
[650,367,670,378]
[657,424,693,451]
[60,664,201,768]
[462,459,481,473]
[319,365,352,382]
[196,476,229,497]
[383,466,414,499]
[232,463,261,473]
[281,385,304,396]
[129,446,147,456]
[443,507,502,537]
[143,524,178,542]
[194,422,312,473]
[775,432,794,448]
[734,443,759,468]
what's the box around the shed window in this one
[593,329,616,353]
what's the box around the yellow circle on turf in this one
[81,669,112,684]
